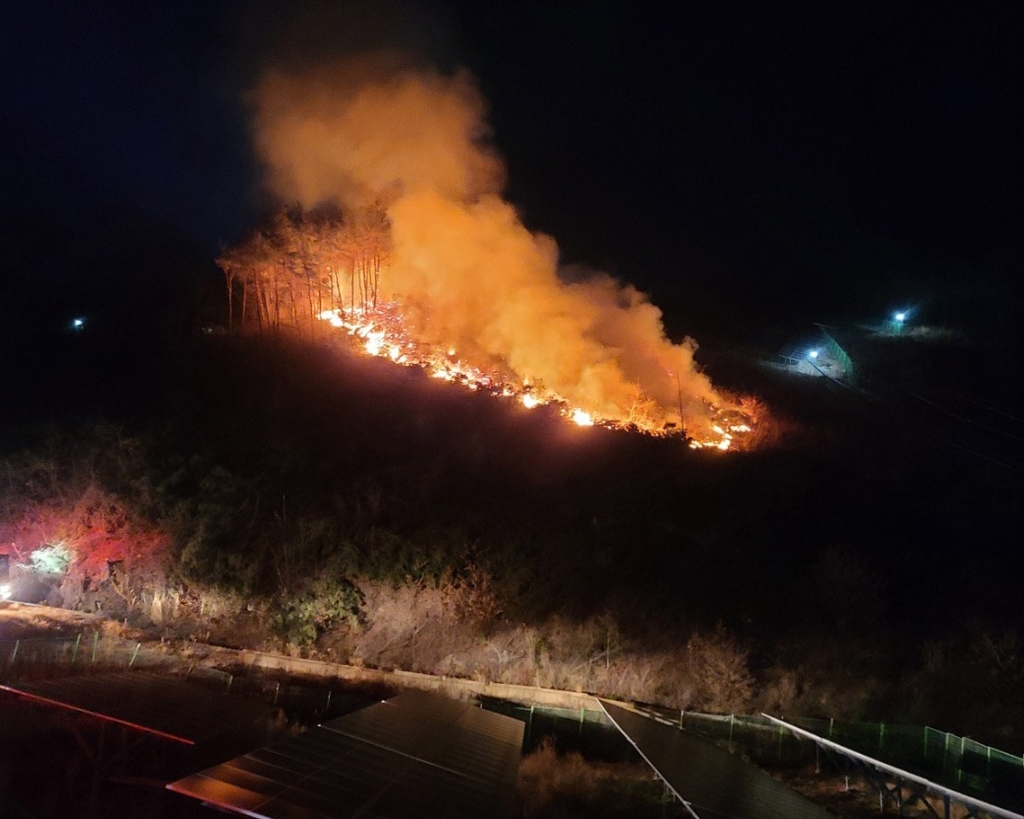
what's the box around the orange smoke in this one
[251,55,724,432]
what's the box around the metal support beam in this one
[761,714,1022,819]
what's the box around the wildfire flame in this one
[317,305,751,446]
[250,55,757,452]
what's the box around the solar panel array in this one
[0,671,268,745]
[601,700,830,819]
[168,689,524,818]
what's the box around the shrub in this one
[272,578,364,648]
[27,544,74,576]
[684,625,755,713]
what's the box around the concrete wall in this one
[191,643,604,711]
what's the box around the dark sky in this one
[1,0,1020,340]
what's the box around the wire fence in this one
[0,632,179,680]
[636,707,1023,810]
[0,632,337,721]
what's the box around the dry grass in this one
[0,602,104,639]
[141,580,762,714]
[518,737,683,818]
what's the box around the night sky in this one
[2,0,1020,345]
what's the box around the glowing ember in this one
[521,394,539,409]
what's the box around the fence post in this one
[579,707,585,736]
[9,640,19,664]
[679,709,684,730]
[729,714,735,748]
[528,705,534,743]
[91,631,99,663]
[129,643,141,669]
[71,633,82,667]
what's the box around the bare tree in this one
[216,205,391,333]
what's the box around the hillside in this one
[1,319,1020,750]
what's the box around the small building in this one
[771,327,854,382]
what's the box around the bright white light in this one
[894,312,906,322]
[70,317,86,331]
[809,349,819,360]
[0,584,10,601]
[521,394,539,409]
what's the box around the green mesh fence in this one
[1,633,370,723]
[1,632,179,680]
[673,712,809,766]
[820,329,855,383]
[483,701,629,759]
[660,710,1023,810]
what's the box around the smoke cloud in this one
[251,55,722,429]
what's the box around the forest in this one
[215,205,391,335]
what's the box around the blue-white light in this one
[894,312,906,322]
[808,349,819,360]
[70,317,86,330]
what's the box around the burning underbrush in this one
[316,301,757,450]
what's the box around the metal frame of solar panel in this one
[168,689,524,818]
[762,715,1023,819]
[600,700,831,819]
[0,671,266,744]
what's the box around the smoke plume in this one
[251,55,722,429]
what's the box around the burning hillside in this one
[317,302,753,449]
[219,53,755,449]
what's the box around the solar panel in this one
[169,689,524,818]
[0,671,273,745]
[601,700,830,819]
